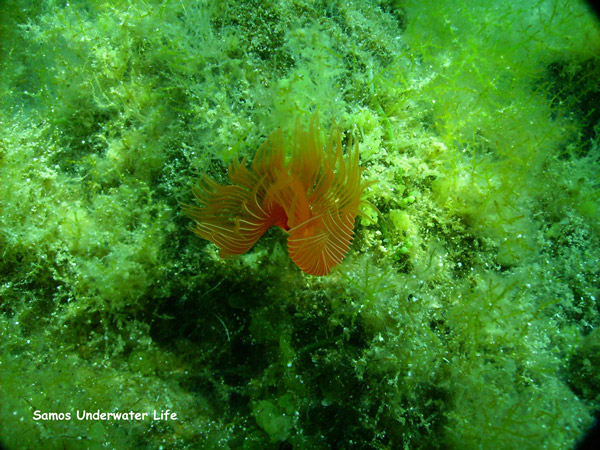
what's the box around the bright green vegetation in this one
[1,0,599,449]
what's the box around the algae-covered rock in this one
[253,399,295,443]
[0,0,599,449]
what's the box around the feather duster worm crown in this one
[183,116,373,276]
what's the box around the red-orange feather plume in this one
[183,116,372,276]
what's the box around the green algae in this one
[1,0,599,449]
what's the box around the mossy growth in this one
[1,0,599,449]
